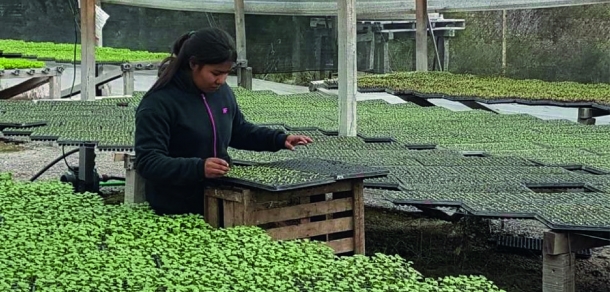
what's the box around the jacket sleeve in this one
[229,104,288,152]
[134,105,205,185]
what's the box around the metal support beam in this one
[415,0,428,72]
[337,0,357,137]
[78,144,97,193]
[80,0,96,101]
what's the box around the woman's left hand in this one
[285,134,313,150]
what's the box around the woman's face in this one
[191,61,234,93]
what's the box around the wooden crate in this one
[204,179,365,255]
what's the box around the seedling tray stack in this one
[205,159,386,255]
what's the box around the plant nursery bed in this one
[261,157,389,182]
[215,165,336,192]
[204,178,366,255]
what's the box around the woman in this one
[134,28,313,216]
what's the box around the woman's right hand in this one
[204,157,230,178]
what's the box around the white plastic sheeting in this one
[102,0,610,18]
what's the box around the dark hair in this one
[151,28,238,92]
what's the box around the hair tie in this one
[188,31,196,38]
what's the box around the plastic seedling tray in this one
[494,235,592,259]
[2,130,33,136]
[216,175,336,192]
[30,135,59,141]
[363,181,400,191]
[261,157,389,181]
[97,145,134,152]
[57,140,99,147]
[406,144,437,150]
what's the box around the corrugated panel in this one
[101,0,610,18]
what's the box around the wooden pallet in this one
[204,179,365,255]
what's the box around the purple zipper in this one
[201,94,218,157]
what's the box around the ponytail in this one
[148,28,237,95]
[150,31,194,92]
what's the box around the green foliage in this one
[0,174,506,291]
[0,39,167,63]
[0,58,45,70]
[352,71,610,103]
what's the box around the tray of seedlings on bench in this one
[260,157,390,181]
[216,164,336,192]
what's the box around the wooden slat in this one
[324,237,355,254]
[204,197,219,228]
[223,201,235,227]
[266,217,354,241]
[253,197,353,225]
[299,196,311,225]
[205,188,244,202]
[352,180,366,254]
[256,180,352,202]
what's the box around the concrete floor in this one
[2,63,608,125]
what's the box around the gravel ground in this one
[0,140,549,238]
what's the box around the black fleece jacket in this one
[134,70,288,215]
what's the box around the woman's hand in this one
[284,135,313,150]
[204,157,230,178]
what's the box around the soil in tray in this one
[217,165,335,191]
[261,157,389,180]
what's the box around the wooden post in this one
[114,153,145,204]
[337,0,357,137]
[243,67,253,90]
[80,0,96,101]
[443,36,450,71]
[48,75,61,99]
[367,30,375,72]
[123,68,135,96]
[415,0,428,72]
[374,33,389,74]
[292,16,302,82]
[234,0,251,89]
[542,231,609,292]
[502,10,507,75]
[577,108,596,125]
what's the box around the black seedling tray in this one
[30,135,59,141]
[0,53,22,58]
[2,130,33,136]
[215,175,336,192]
[261,157,389,181]
[406,144,437,150]
[363,181,400,191]
[57,140,99,147]
[0,121,47,128]
[358,135,396,143]
[495,235,592,259]
[318,129,339,136]
[97,145,134,152]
